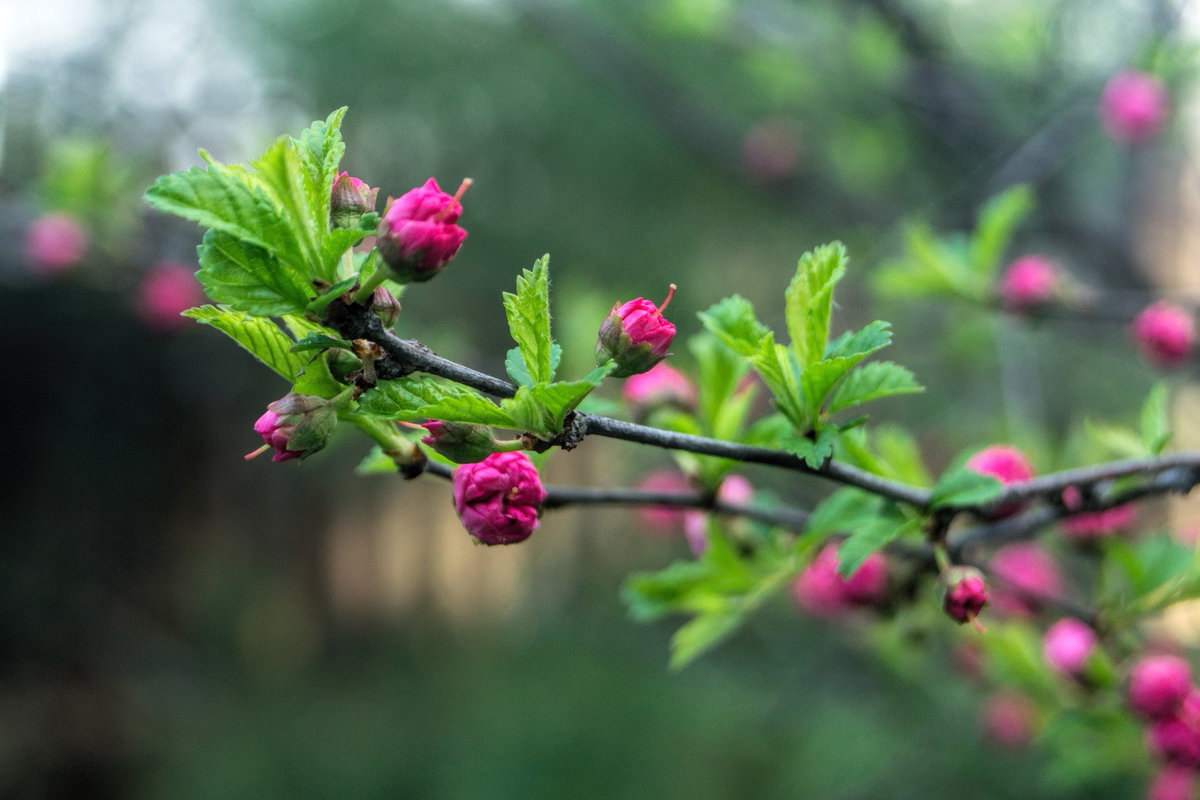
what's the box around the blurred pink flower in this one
[24,212,87,275]
[1101,71,1168,144]
[137,261,205,332]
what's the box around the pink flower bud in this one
[596,286,677,378]
[965,445,1034,518]
[136,261,205,332]
[942,566,988,627]
[1147,696,1200,767]
[622,362,696,412]
[377,178,469,283]
[1147,766,1197,800]
[998,255,1058,312]
[1133,302,1195,368]
[420,420,497,464]
[246,393,338,463]
[1131,656,1194,720]
[24,212,87,275]
[1101,71,1168,144]
[452,451,547,545]
[980,691,1037,748]
[792,544,889,616]
[331,171,378,228]
[1043,617,1097,676]
[1061,485,1137,539]
[989,542,1063,618]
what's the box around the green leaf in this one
[783,427,838,470]
[800,356,859,420]
[305,275,359,316]
[697,295,770,356]
[1139,382,1172,455]
[825,320,893,360]
[1084,420,1148,460]
[355,445,399,475]
[929,467,1003,509]
[359,376,516,428]
[505,343,563,388]
[690,332,751,433]
[251,137,324,279]
[194,229,314,315]
[293,107,347,231]
[183,305,310,381]
[503,255,554,385]
[969,184,1034,279]
[750,334,807,427]
[501,370,609,436]
[824,361,923,416]
[290,334,354,353]
[785,242,847,366]
[836,514,921,578]
[803,488,882,541]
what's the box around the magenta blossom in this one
[942,566,988,628]
[989,542,1063,617]
[999,255,1058,312]
[246,393,338,463]
[1147,692,1200,768]
[966,445,1035,517]
[1043,618,1097,677]
[1147,766,1197,800]
[1060,485,1137,539]
[377,177,469,283]
[24,212,87,275]
[1101,71,1168,144]
[596,285,678,378]
[683,475,755,556]
[622,362,696,412]
[791,543,889,617]
[1132,302,1195,368]
[136,261,205,332]
[452,451,548,545]
[1130,655,1194,720]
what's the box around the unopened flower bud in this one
[622,362,696,413]
[942,566,988,627]
[376,177,469,283]
[1130,655,1194,720]
[246,393,338,462]
[136,261,205,333]
[1147,699,1200,768]
[1101,71,1168,144]
[1132,302,1195,368]
[965,445,1034,518]
[420,420,498,464]
[452,451,548,545]
[989,542,1063,618]
[331,171,379,228]
[596,285,677,378]
[371,286,402,328]
[25,212,87,275]
[1147,766,1197,800]
[1043,617,1097,677]
[998,255,1058,313]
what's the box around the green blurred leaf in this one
[803,488,883,541]
[837,514,921,578]
[697,295,770,356]
[750,334,807,427]
[355,445,400,475]
[194,229,314,315]
[690,332,751,433]
[968,184,1034,279]
[929,467,1003,509]
[783,427,837,470]
[503,255,555,385]
[1084,419,1149,459]
[1139,382,1172,455]
[825,320,893,360]
[824,361,923,416]
[359,376,516,427]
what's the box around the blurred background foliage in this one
[1,0,1196,796]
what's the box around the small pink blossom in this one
[636,471,695,536]
[1147,693,1200,768]
[1147,766,1197,800]
[136,261,205,332]
[683,475,755,556]
[1131,656,1194,720]
[942,566,988,627]
[965,445,1034,517]
[999,255,1057,312]
[596,286,677,378]
[1133,302,1195,368]
[377,177,469,283]
[452,451,547,545]
[1043,617,1097,676]
[622,362,696,411]
[989,542,1063,617]
[980,691,1037,748]
[1061,485,1137,539]
[1101,71,1169,144]
[792,544,888,616]
[24,212,87,275]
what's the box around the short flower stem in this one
[351,263,390,306]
